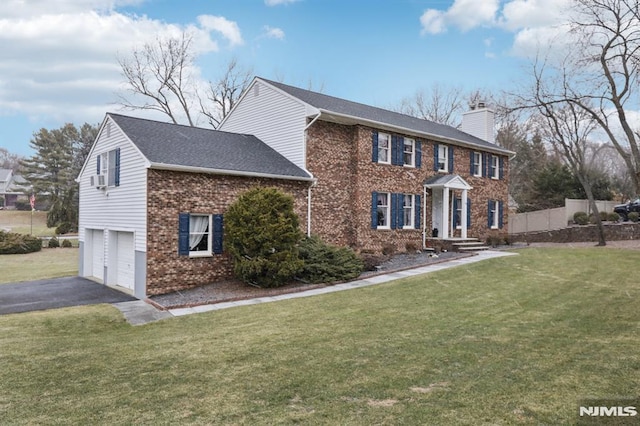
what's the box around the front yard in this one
[0,248,78,284]
[1,247,639,424]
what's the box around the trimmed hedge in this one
[298,236,363,284]
[0,230,42,254]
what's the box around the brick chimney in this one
[461,101,495,143]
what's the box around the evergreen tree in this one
[20,123,98,228]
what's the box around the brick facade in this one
[306,121,509,253]
[146,169,310,295]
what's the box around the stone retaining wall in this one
[510,222,640,243]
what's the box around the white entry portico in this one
[424,174,472,239]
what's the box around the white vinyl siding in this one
[78,116,148,257]
[219,80,308,169]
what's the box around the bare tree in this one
[199,58,253,128]
[528,0,640,193]
[117,32,197,126]
[534,100,607,245]
[397,83,465,126]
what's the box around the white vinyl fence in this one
[509,198,620,234]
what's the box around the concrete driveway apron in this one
[0,276,136,315]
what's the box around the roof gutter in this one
[148,162,315,183]
[315,108,515,157]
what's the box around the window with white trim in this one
[491,155,500,179]
[489,202,499,229]
[98,149,119,187]
[473,152,482,177]
[189,214,213,256]
[403,138,415,167]
[403,194,415,228]
[438,144,448,172]
[378,133,391,164]
[107,150,117,186]
[377,192,390,228]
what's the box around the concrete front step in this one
[452,239,491,252]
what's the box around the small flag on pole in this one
[30,194,35,210]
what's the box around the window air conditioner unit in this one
[90,174,106,188]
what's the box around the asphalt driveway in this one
[0,276,136,315]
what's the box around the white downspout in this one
[304,112,321,238]
[422,186,427,250]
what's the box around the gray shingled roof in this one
[109,114,312,180]
[261,78,513,155]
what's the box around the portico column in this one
[442,187,449,239]
[461,189,468,238]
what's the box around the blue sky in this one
[0,0,570,158]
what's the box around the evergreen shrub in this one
[48,237,60,248]
[629,212,640,222]
[0,230,42,254]
[298,235,363,283]
[573,211,589,225]
[225,187,304,288]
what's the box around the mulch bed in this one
[149,251,474,310]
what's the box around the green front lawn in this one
[1,247,639,424]
[0,248,78,284]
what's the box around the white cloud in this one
[0,2,243,125]
[263,25,285,40]
[420,0,498,35]
[499,0,572,31]
[264,0,299,6]
[197,15,244,47]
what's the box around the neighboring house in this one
[220,77,514,252]
[0,169,28,209]
[77,114,313,298]
[78,77,514,298]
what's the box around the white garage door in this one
[91,230,104,281]
[116,232,135,290]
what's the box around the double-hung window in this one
[378,133,391,164]
[472,152,482,177]
[403,138,415,167]
[97,148,120,187]
[491,156,500,179]
[189,214,212,256]
[403,194,415,228]
[438,144,448,172]
[376,192,390,228]
[489,201,499,229]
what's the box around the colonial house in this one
[0,169,29,209]
[220,78,514,252]
[78,77,513,298]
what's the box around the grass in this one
[1,247,639,424]
[0,210,56,237]
[0,248,78,284]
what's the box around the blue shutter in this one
[396,136,404,166]
[470,152,475,175]
[213,214,224,254]
[499,157,504,180]
[391,135,398,165]
[178,213,190,255]
[372,131,378,163]
[371,192,378,229]
[415,140,422,168]
[433,144,439,171]
[448,146,454,173]
[498,201,504,229]
[467,198,472,229]
[396,193,404,228]
[487,200,493,228]
[96,154,100,174]
[115,147,121,187]
[482,153,488,177]
[390,193,398,229]
[452,197,459,228]
[415,194,421,229]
